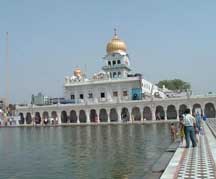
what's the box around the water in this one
[0,124,171,179]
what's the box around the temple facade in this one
[16,31,216,125]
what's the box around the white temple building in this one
[15,31,216,125]
[64,30,166,105]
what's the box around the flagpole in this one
[6,32,9,106]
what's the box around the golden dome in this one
[106,30,127,54]
[74,68,82,77]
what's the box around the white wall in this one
[64,79,140,103]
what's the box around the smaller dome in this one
[106,29,127,54]
[74,68,82,77]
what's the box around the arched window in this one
[132,107,141,121]
[179,104,187,116]
[205,103,216,118]
[79,110,87,123]
[70,110,77,123]
[155,106,165,120]
[192,103,202,115]
[143,107,152,120]
[90,109,98,122]
[121,108,130,121]
[110,108,118,122]
[167,105,177,120]
[26,113,32,124]
[61,111,67,123]
[99,109,108,122]
[113,72,117,78]
[118,72,121,77]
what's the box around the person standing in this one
[179,115,185,146]
[183,108,197,148]
[195,112,201,132]
[170,123,177,142]
[202,114,207,121]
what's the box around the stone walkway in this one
[206,118,216,137]
[161,120,216,179]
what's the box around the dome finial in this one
[114,28,117,37]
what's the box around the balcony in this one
[102,64,131,71]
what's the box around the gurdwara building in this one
[16,31,216,125]
[64,31,166,105]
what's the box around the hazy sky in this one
[0,0,216,103]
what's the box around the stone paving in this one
[206,118,216,137]
[161,120,216,179]
[175,134,216,178]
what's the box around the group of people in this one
[170,109,205,148]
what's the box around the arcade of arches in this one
[18,102,216,124]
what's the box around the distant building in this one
[31,92,51,105]
[0,98,5,109]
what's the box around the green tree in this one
[157,79,191,92]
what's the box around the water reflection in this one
[0,124,171,179]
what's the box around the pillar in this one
[107,109,111,123]
[176,107,179,120]
[201,104,205,115]
[164,110,167,120]
[128,108,134,123]
[96,109,100,123]
[188,105,192,115]
[117,108,121,123]
[31,114,35,126]
[140,107,144,122]
[57,112,61,124]
[151,107,156,120]
[77,110,80,124]
[128,107,132,123]
[86,110,90,123]
[23,113,26,125]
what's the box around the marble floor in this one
[161,120,216,179]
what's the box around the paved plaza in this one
[161,119,216,179]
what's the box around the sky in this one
[0,0,216,103]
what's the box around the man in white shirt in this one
[183,108,197,148]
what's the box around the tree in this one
[157,79,191,92]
